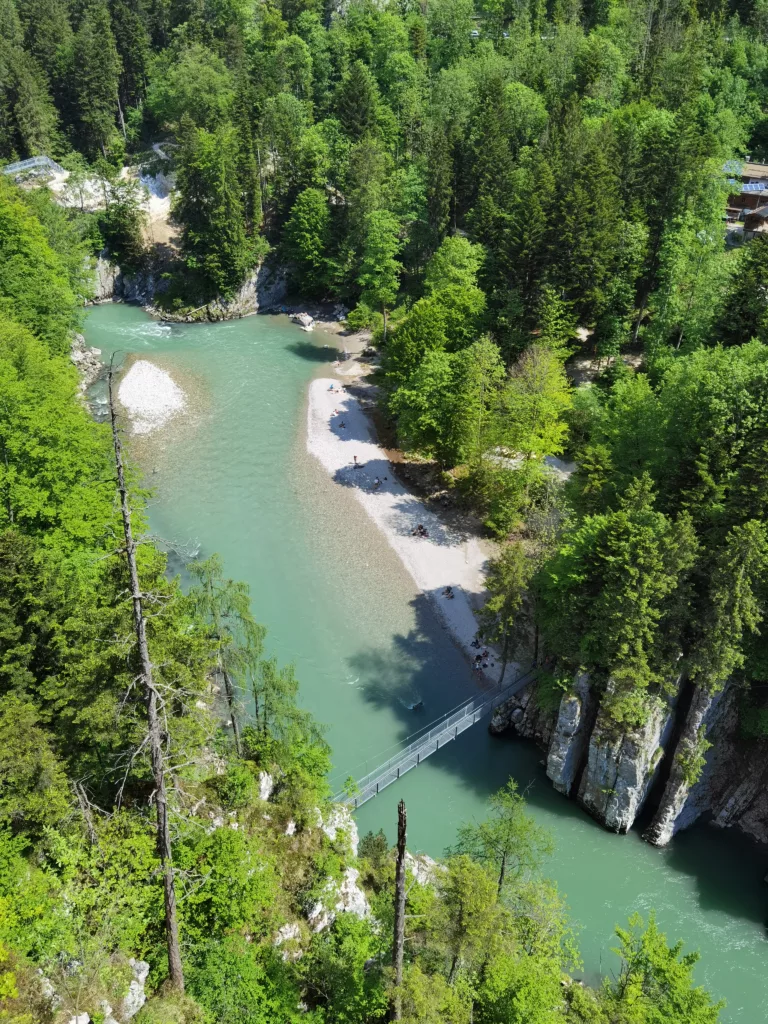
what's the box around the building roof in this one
[746,204,768,219]
[742,161,768,180]
[722,160,768,182]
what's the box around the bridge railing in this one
[334,667,536,807]
[2,155,65,177]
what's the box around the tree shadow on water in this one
[660,819,768,928]
[287,340,342,362]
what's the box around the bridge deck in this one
[335,668,535,809]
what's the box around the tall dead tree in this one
[391,799,407,1021]
[108,366,185,991]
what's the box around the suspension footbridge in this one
[334,668,536,809]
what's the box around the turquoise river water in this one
[84,303,768,1021]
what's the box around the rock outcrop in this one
[490,682,554,749]
[70,333,102,392]
[320,805,359,857]
[577,696,672,833]
[491,668,768,845]
[93,256,288,321]
[644,687,715,846]
[546,674,595,796]
[307,867,369,933]
[121,959,150,1020]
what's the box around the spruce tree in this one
[71,1,121,157]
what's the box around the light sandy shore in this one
[307,377,521,683]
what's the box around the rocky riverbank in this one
[490,673,768,845]
[92,255,290,322]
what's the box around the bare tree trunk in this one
[222,668,242,756]
[108,367,185,992]
[497,851,507,896]
[391,799,407,1021]
[116,93,127,140]
[74,783,98,847]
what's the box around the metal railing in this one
[2,155,65,177]
[334,668,536,808]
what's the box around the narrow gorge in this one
[491,673,768,846]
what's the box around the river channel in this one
[84,302,768,1021]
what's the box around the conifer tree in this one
[174,119,253,295]
[358,209,403,341]
[336,60,380,140]
[283,187,331,296]
[71,1,122,157]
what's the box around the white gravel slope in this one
[118,360,186,435]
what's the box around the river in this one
[84,302,768,1021]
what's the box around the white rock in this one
[121,959,150,1020]
[307,868,369,933]
[291,312,315,331]
[67,1016,90,1024]
[118,360,186,435]
[274,921,303,960]
[37,972,59,1007]
[404,851,444,886]
[100,1002,119,1024]
[259,771,274,801]
[546,673,595,796]
[275,922,301,945]
[285,820,296,836]
[320,805,359,856]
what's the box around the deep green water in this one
[85,302,768,1021]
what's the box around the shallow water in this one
[85,303,768,1021]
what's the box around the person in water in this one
[442,586,454,599]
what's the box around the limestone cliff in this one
[490,683,554,749]
[577,695,673,833]
[546,674,595,796]
[93,256,288,320]
[490,671,768,845]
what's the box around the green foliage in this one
[300,914,388,1022]
[188,938,301,1024]
[601,913,724,1023]
[0,182,81,355]
[539,475,698,725]
[283,187,331,295]
[478,543,536,676]
[454,780,554,894]
[147,44,235,132]
[70,1,122,158]
[174,120,255,296]
[0,696,69,837]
